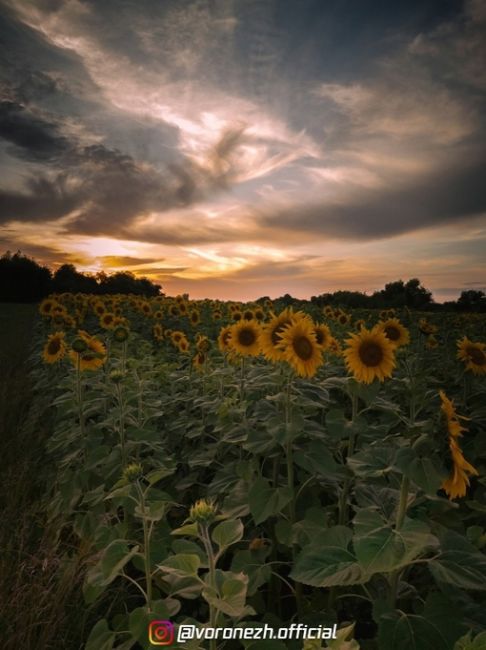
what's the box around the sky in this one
[0,0,485,302]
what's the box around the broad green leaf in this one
[291,526,364,587]
[429,550,486,590]
[212,518,244,550]
[158,553,201,578]
[99,540,140,585]
[171,522,199,537]
[354,514,437,576]
[348,446,396,478]
[85,619,116,650]
[248,478,292,525]
[378,610,449,650]
[395,447,445,495]
[202,570,255,618]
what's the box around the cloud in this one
[0,100,73,161]
[98,255,163,267]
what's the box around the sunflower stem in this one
[389,474,410,606]
[136,481,153,611]
[116,381,127,468]
[75,355,85,438]
[284,373,304,618]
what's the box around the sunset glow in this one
[1,0,485,301]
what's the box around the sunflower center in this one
[358,341,384,367]
[271,320,290,346]
[466,346,486,365]
[293,336,314,361]
[47,339,61,355]
[384,325,400,341]
[239,328,256,347]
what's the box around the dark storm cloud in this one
[0,100,72,161]
[0,174,77,222]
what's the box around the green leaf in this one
[430,527,486,589]
[325,409,351,440]
[294,440,345,478]
[378,610,449,650]
[348,446,396,478]
[248,478,292,525]
[290,526,364,587]
[171,522,199,536]
[454,632,486,650]
[158,553,201,578]
[395,448,445,495]
[85,619,116,650]
[202,570,255,618]
[354,514,437,576]
[99,540,139,585]
[212,519,244,550]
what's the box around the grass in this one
[0,304,91,649]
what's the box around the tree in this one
[0,251,52,302]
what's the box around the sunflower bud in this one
[123,462,143,483]
[72,336,88,353]
[113,325,129,342]
[109,369,125,383]
[189,499,217,524]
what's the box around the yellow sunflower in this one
[39,298,57,317]
[313,323,332,351]
[232,310,243,322]
[218,325,233,353]
[260,308,305,362]
[378,318,410,348]
[192,351,206,370]
[439,391,478,500]
[457,337,486,375]
[426,335,438,349]
[196,334,210,353]
[328,336,342,357]
[277,318,323,378]
[177,338,190,353]
[70,332,106,371]
[243,308,254,321]
[169,304,180,317]
[343,326,396,384]
[171,330,184,344]
[228,320,262,356]
[42,331,66,364]
[100,312,116,330]
[189,309,200,326]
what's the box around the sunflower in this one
[177,338,190,353]
[343,326,396,384]
[212,309,222,321]
[323,305,334,318]
[100,312,116,330]
[439,391,478,500]
[260,308,304,362]
[218,325,233,353]
[313,323,332,351]
[418,318,437,335]
[193,351,206,370]
[153,324,163,341]
[328,336,342,356]
[228,320,262,356]
[189,310,201,326]
[42,331,66,364]
[153,309,164,320]
[171,330,184,344]
[426,335,438,349]
[354,319,366,331]
[196,334,210,353]
[254,307,265,321]
[378,318,410,348]
[141,302,152,316]
[337,312,351,326]
[39,298,57,317]
[457,337,486,375]
[93,301,105,316]
[169,304,180,317]
[232,310,243,322]
[70,332,106,371]
[243,309,254,321]
[277,318,323,378]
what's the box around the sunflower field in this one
[15,294,486,648]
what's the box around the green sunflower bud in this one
[123,462,143,483]
[189,498,217,524]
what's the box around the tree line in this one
[0,251,161,302]
[1,251,484,311]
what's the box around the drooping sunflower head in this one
[218,325,233,353]
[192,351,207,370]
[277,317,324,378]
[343,326,396,384]
[70,332,106,371]
[196,334,210,353]
[42,331,66,364]
[228,320,262,356]
[177,338,190,353]
[378,318,410,348]
[457,336,486,375]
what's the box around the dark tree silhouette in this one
[0,251,52,302]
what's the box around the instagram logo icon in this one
[149,620,174,646]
